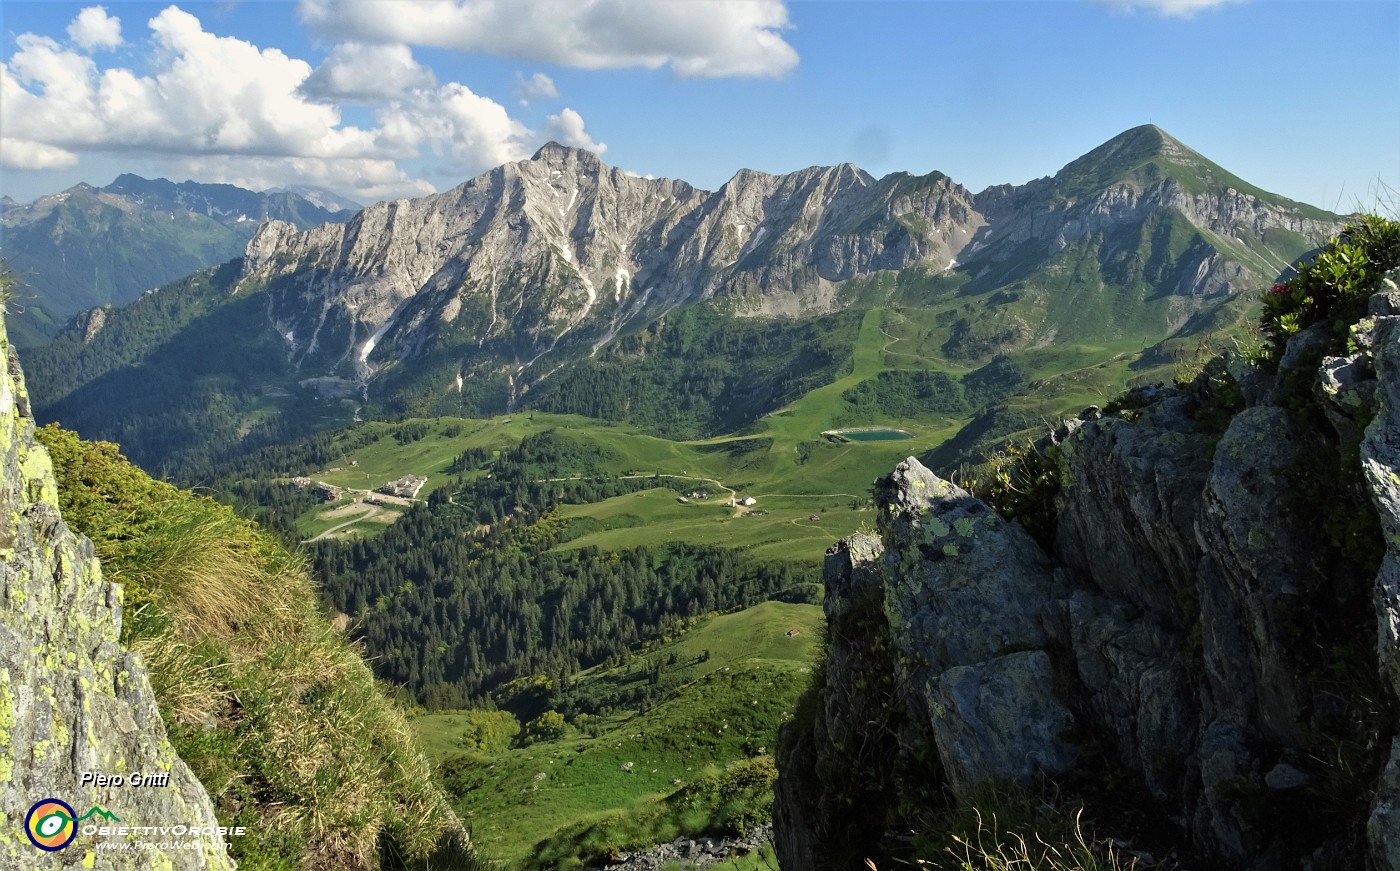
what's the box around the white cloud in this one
[0,9,379,160]
[0,137,78,170]
[514,71,558,106]
[300,42,436,101]
[377,83,535,169]
[67,6,123,51]
[544,108,606,155]
[176,154,436,202]
[297,0,799,78]
[1,7,603,200]
[1096,0,1243,17]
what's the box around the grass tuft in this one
[37,424,470,870]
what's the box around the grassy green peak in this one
[1048,124,1200,200]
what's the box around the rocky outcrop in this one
[875,461,1076,795]
[586,823,772,870]
[1362,276,1400,868]
[778,271,1400,869]
[0,316,231,868]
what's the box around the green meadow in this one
[290,303,1158,556]
[412,601,824,867]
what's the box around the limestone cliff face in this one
[234,126,1332,409]
[240,143,982,392]
[0,316,231,868]
[777,269,1400,869]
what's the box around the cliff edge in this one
[777,227,1400,868]
[0,308,232,867]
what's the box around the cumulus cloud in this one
[544,108,606,155]
[378,83,535,169]
[2,9,378,161]
[1,6,604,200]
[297,0,799,78]
[67,6,123,51]
[1096,0,1244,17]
[0,137,78,170]
[300,42,436,101]
[514,71,558,106]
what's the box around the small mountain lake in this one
[823,428,914,442]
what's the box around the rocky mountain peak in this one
[528,140,604,171]
[227,126,1340,406]
[1045,123,1202,198]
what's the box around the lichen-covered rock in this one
[875,459,1076,798]
[0,316,232,869]
[1364,273,1400,861]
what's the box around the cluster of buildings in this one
[289,477,342,502]
[377,475,429,499]
[288,473,429,502]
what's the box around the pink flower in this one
[1269,284,1292,295]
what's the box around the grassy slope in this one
[414,601,823,867]
[36,425,471,870]
[292,300,1155,557]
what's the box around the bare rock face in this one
[873,460,1076,795]
[777,276,1400,870]
[1362,268,1400,868]
[0,317,231,868]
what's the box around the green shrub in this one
[967,440,1061,546]
[1261,214,1400,362]
[523,709,568,744]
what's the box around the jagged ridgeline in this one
[0,273,476,868]
[0,175,356,348]
[23,125,1342,481]
[776,217,1400,870]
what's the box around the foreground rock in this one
[778,269,1400,869]
[0,319,231,868]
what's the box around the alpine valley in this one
[14,124,1400,871]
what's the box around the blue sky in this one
[1,0,1396,211]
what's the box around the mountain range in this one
[238,125,1336,409]
[23,124,1343,474]
[0,175,358,346]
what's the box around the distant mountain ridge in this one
[0,175,357,346]
[24,125,1347,474]
[239,125,1336,398]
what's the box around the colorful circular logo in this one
[25,799,77,851]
